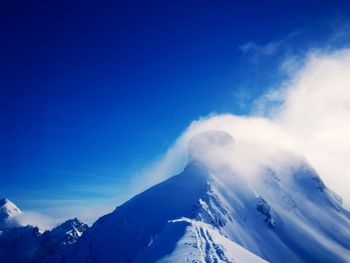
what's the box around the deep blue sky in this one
[2,0,350,220]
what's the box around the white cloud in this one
[273,49,350,206]
[132,48,350,208]
[6,211,60,232]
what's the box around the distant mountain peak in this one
[48,218,89,246]
[0,198,21,222]
[0,198,21,209]
[0,198,11,206]
[57,218,85,228]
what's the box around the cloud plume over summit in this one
[134,48,350,207]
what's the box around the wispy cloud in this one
[240,40,284,56]
[6,211,60,232]
[239,30,302,57]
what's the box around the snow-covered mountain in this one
[0,198,21,230]
[33,218,89,262]
[52,131,350,263]
[2,131,350,262]
[0,200,88,262]
[43,218,88,246]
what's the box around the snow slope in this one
[135,217,267,263]
[58,131,350,263]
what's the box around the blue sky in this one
[2,0,350,222]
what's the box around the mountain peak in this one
[188,130,234,161]
[53,218,87,232]
[48,217,89,245]
[0,198,10,206]
[58,138,350,263]
[0,198,21,222]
